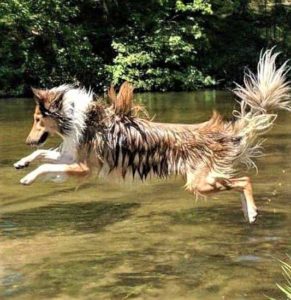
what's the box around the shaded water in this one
[0,91,290,300]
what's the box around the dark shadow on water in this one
[166,204,287,229]
[0,183,97,207]
[0,255,122,299]
[0,187,76,205]
[0,159,19,167]
[0,201,140,238]
[0,252,165,299]
[0,202,287,299]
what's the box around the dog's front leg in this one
[14,149,62,169]
[19,162,89,185]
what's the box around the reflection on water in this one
[0,91,290,300]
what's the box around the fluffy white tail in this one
[234,49,290,114]
[233,49,290,170]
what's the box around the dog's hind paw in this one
[247,208,258,224]
[240,194,258,224]
[14,160,29,169]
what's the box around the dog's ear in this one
[116,81,134,115]
[108,85,117,104]
[31,87,48,103]
[49,91,65,111]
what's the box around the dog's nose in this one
[25,137,33,145]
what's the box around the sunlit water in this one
[0,91,290,300]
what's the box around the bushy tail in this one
[233,48,291,169]
[234,49,290,113]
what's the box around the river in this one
[0,90,290,299]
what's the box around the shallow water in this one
[0,91,290,300]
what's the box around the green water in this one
[0,91,290,300]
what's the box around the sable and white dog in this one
[14,50,290,223]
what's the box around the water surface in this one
[0,91,290,299]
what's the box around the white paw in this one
[14,159,29,169]
[247,206,258,224]
[240,194,258,224]
[20,173,36,185]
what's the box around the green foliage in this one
[0,0,290,96]
[270,258,291,300]
[108,0,215,91]
[0,0,106,95]
[276,259,291,299]
[105,0,217,90]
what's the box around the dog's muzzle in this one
[26,132,49,146]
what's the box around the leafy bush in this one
[0,0,289,96]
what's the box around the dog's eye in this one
[35,117,40,122]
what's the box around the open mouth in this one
[36,132,49,146]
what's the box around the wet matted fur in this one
[14,49,291,223]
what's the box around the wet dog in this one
[14,49,290,223]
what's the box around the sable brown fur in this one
[83,84,243,182]
[87,105,239,180]
[14,50,291,224]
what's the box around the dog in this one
[14,49,290,223]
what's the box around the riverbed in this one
[0,91,290,299]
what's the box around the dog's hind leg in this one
[185,170,258,223]
[19,162,90,185]
[225,177,258,224]
[14,149,62,169]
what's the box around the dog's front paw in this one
[14,159,30,169]
[20,173,36,185]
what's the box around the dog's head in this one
[26,87,70,146]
